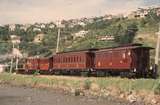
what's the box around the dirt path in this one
[0,84,134,105]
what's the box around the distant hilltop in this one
[0,6,159,28]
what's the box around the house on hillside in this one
[34,34,44,43]
[156,8,160,16]
[9,24,16,31]
[84,18,94,23]
[97,35,114,41]
[33,27,41,32]
[72,30,88,39]
[10,35,21,44]
[0,64,6,73]
[20,25,28,31]
[78,22,86,26]
[103,15,113,20]
[128,8,149,19]
[40,24,46,28]
[49,24,56,28]
[19,24,31,31]
[12,48,23,58]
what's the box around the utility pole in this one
[152,23,160,79]
[10,35,21,73]
[10,43,14,73]
[56,20,61,53]
[152,24,160,90]
[56,28,61,53]
[15,45,19,71]
[155,24,160,65]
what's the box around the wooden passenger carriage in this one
[52,50,95,72]
[94,44,153,77]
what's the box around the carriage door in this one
[87,52,95,68]
[135,48,150,76]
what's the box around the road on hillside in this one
[0,84,141,105]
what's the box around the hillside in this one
[0,8,160,61]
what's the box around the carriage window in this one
[73,57,75,62]
[74,57,76,62]
[58,58,59,63]
[79,57,81,62]
[58,57,60,63]
[76,56,78,62]
[77,57,79,62]
[71,57,73,62]
[66,57,68,63]
[76,57,78,62]
[77,56,78,62]
[67,57,69,63]
[68,57,70,63]
[59,57,61,63]
[72,57,74,62]
[73,57,74,62]
[60,57,62,63]
[70,57,72,62]
[70,57,72,63]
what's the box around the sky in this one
[0,0,160,24]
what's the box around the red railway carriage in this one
[39,58,52,71]
[25,58,39,71]
[52,50,95,71]
[23,57,52,74]
[94,44,153,77]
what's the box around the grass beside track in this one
[0,72,159,94]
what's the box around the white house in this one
[12,48,23,58]
[72,30,88,39]
[103,15,113,20]
[128,8,149,19]
[34,34,44,43]
[78,22,86,26]
[98,35,114,41]
[9,24,16,31]
[10,35,21,44]
[33,28,41,32]
[49,24,56,28]
[41,24,45,28]
[20,25,28,31]
[0,64,5,73]
[156,8,160,16]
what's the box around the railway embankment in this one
[0,73,160,105]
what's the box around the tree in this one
[0,25,10,41]
[112,24,125,43]
[120,23,138,44]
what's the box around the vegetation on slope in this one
[0,10,159,57]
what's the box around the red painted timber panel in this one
[25,58,39,70]
[39,59,50,71]
[95,49,132,71]
[52,51,93,70]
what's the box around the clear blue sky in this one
[0,0,160,24]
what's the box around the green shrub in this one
[154,82,160,95]
[84,79,92,90]
[33,70,40,76]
